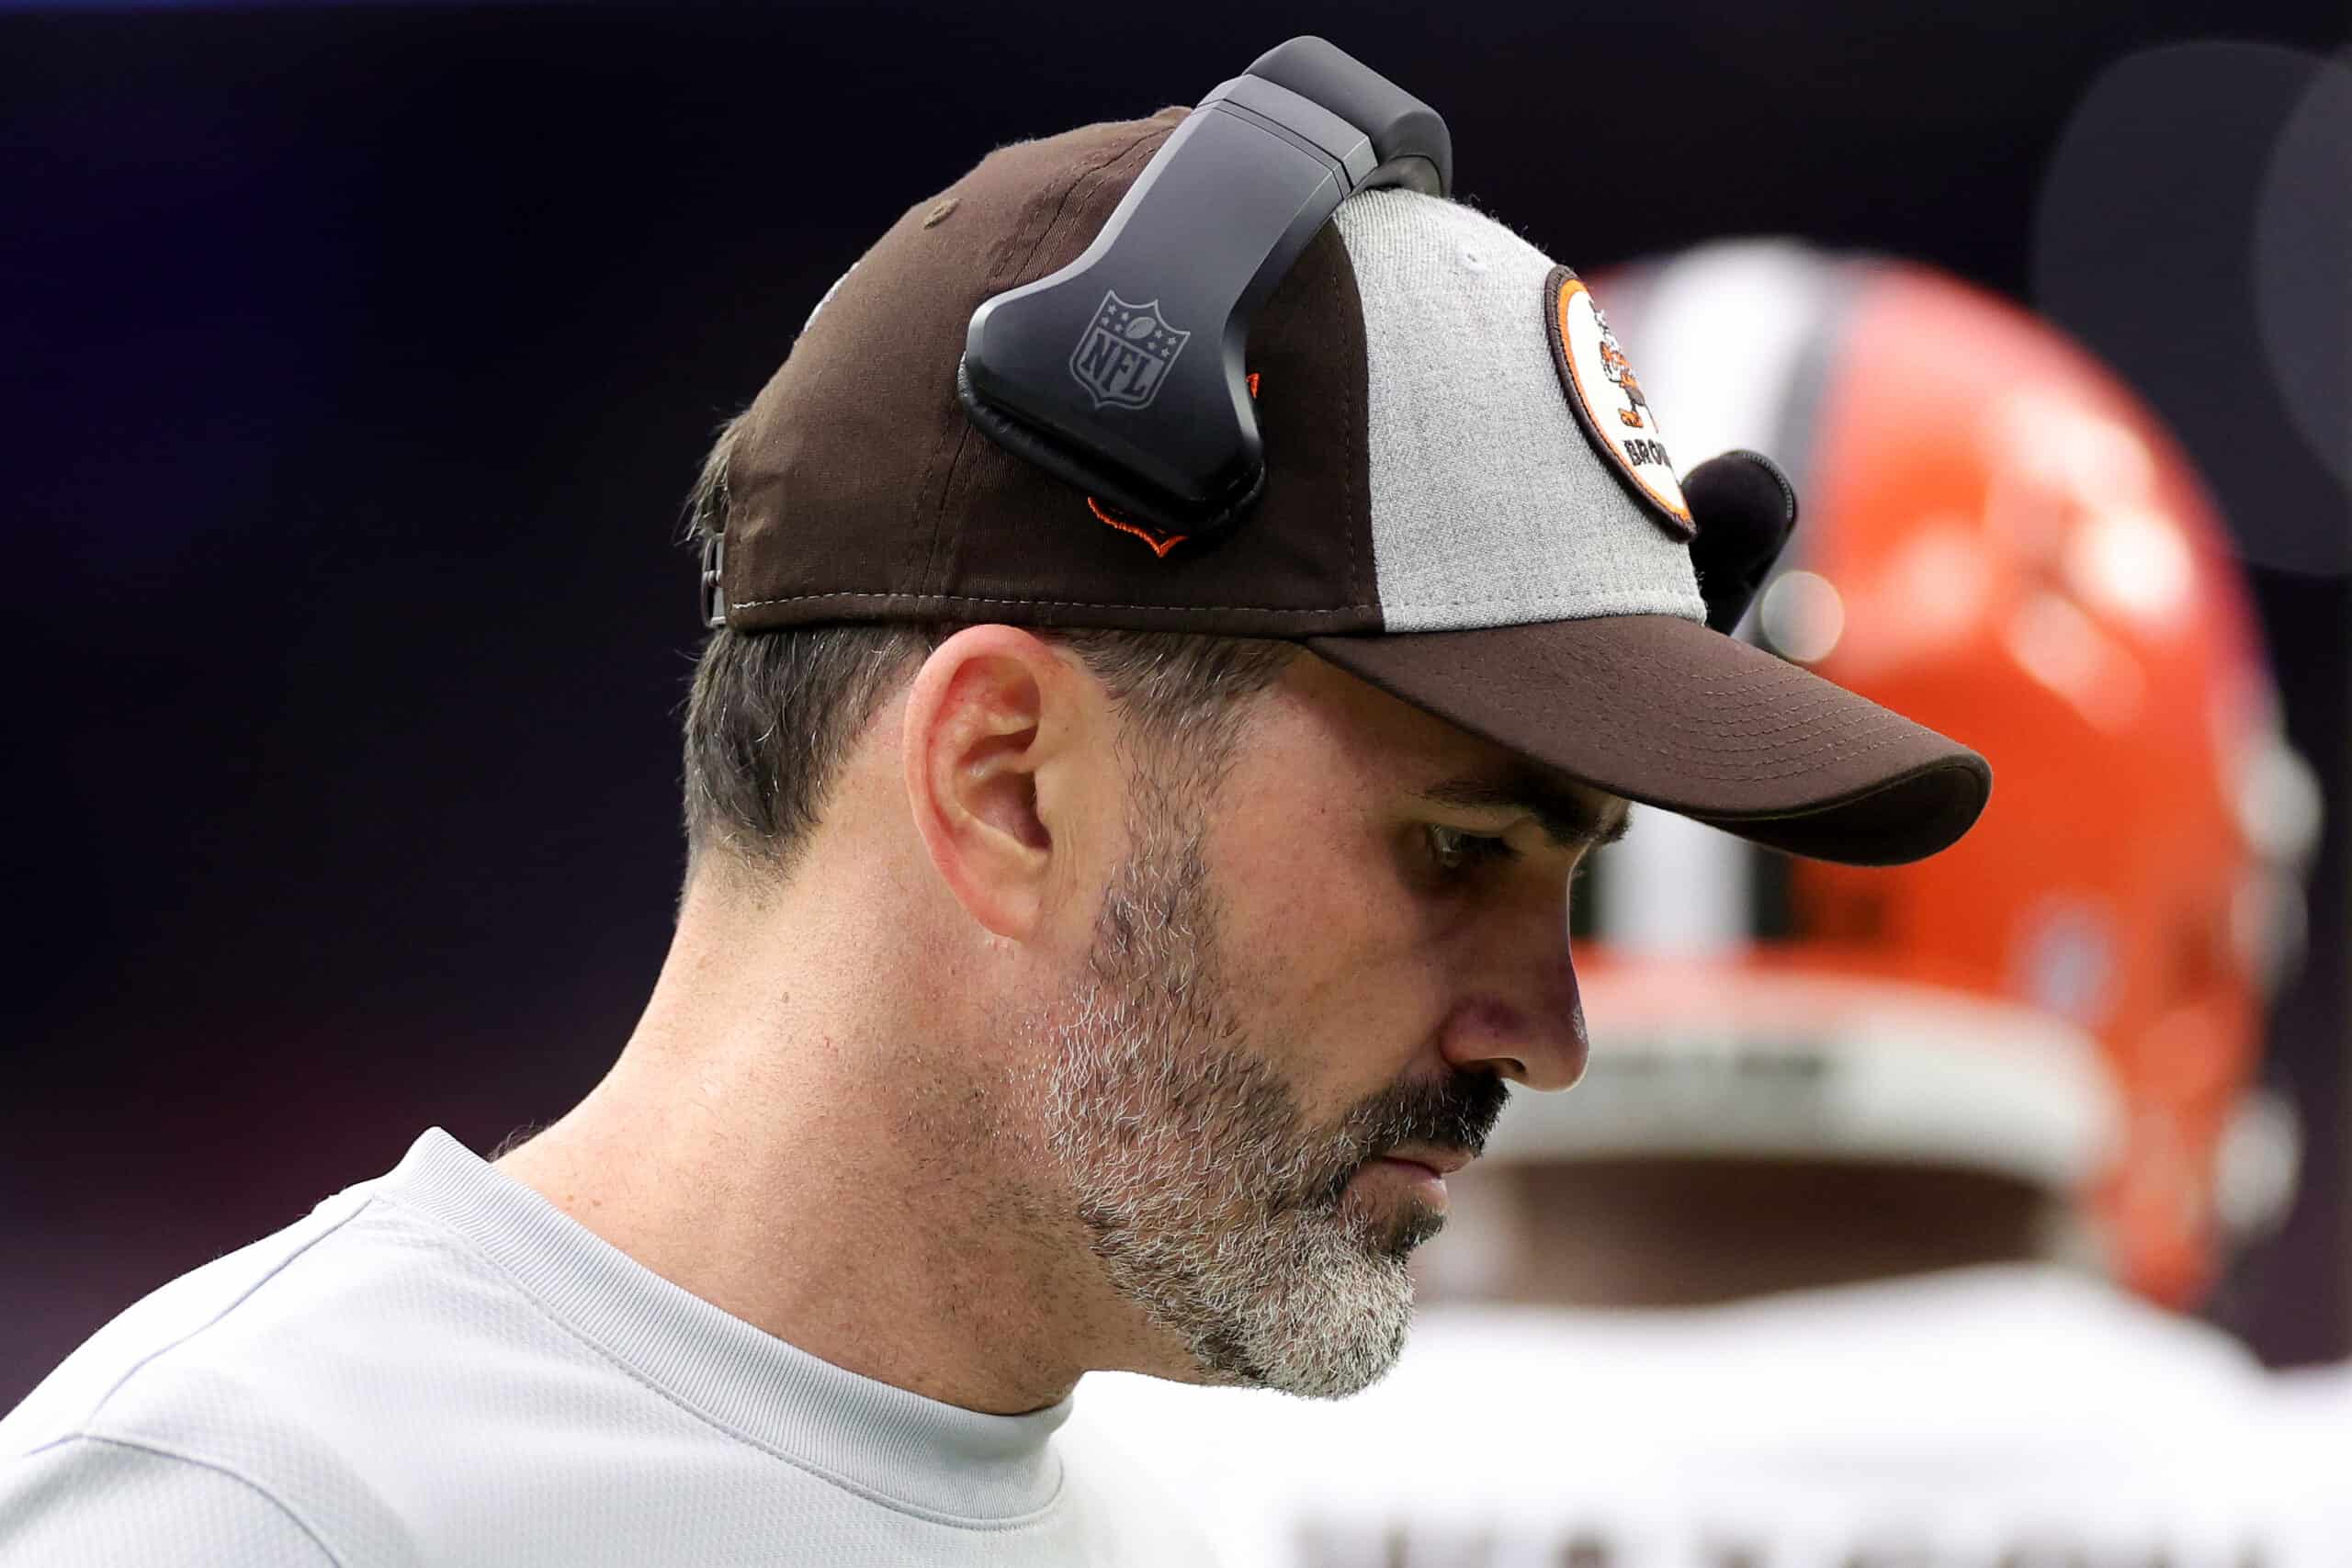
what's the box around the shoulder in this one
[2267,1358,2352,1423]
[2255,1359,2352,1517]
[2,1183,382,1455]
[0,1179,554,1568]
[0,1186,450,1565]
[0,1432,345,1566]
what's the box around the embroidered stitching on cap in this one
[1085,497,1189,558]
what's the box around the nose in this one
[1435,894,1589,1093]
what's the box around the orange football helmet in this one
[1502,244,2318,1307]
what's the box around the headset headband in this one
[957,37,1453,539]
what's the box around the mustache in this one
[1302,1070,1511,1209]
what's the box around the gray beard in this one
[1036,818,1437,1400]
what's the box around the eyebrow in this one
[1414,774,1634,850]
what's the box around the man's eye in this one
[1425,824,1518,874]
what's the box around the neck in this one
[1472,1158,2053,1310]
[498,866,1108,1415]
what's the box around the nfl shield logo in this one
[1069,291,1191,412]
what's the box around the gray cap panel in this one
[1332,190,1705,634]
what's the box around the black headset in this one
[950,36,1794,633]
[956,37,1452,543]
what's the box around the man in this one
[1078,243,2329,1568]
[0,57,1986,1568]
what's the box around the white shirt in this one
[0,1129,1209,1567]
[1076,1267,2338,1568]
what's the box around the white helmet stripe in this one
[1587,243,1849,954]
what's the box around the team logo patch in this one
[1544,265,1694,538]
[1069,291,1190,412]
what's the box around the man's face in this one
[1035,654,1614,1398]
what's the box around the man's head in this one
[681,445,1611,1392]
[655,58,1987,1400]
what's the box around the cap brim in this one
[1304,615,1989,867]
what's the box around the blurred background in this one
[4,0,2346,1404]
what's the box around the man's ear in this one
[901,625,1094,941]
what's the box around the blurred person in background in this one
[0,47,1997,1568]
[1079,243,2328,1567]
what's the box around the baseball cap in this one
[707,102,1990,866]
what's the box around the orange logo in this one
[1086,497,1188,558]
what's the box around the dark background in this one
[6,2,2347,1402]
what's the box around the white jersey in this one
[0,1129,1209,1568]
[2271,1359,2352,1425]
[2265,1359,2351,1528]
[1076,1267,2337,1568]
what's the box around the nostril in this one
[1441,1000,1539,1081]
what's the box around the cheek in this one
[1208,797,1455,1110]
